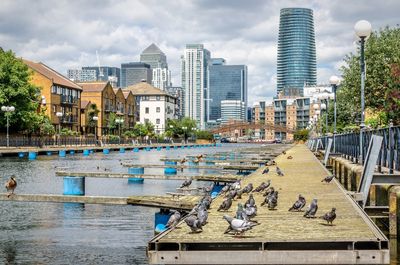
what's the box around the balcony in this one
[105,104,115,112]
[60,115,78,124]
[61,95,78,105]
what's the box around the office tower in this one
[120,62,152,88]
[220,100,245,124]
[140,43,171,90]
[277,8,316,95]
[82,66,121,87]
[165,86,185,119]
[67,69,97,82]
[181,44,210,129]
[208,58,247,123]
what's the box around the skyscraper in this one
[140,43,171,90]
[181,44,210,129]
[277,8,316,95]
[208,58,247,123]
[120,62,152,88]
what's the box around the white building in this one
[221,100,246,124]
[152,67,171,90]
[67,69,97,82]
[125,81,177,134]
[181,44,211,129]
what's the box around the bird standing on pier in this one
[267,191,278,210]
[180,158,187,164]
[5,175,17,198]
[235,203,248,221]
[262,186,275,197]
[287,156,293,160]
[245,194,256,208]
[276,167,284,176]
[180,177,192,188]
[241,183,253,194]
[184,215,203,233]
[262,167,269,175]
[166,211,181,228]
[231,179,241,190]
[218,196,233,211]
[320,208,336,225]
[197,206,208,226]
[282,151,286,155]
[223,215,258,236]
[254,180,271,192]
[196,154,204,161]
[304,199,318,218]
[289,194,306,212]
[321,175,334,183]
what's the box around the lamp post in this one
[330,75,340,153]
[1,106,15,147]
[354,20,372,164]
[56,112,63,145]
[320,102,327,135]
[115,118,124,143]
[313,104,320,137]
[93,116,98,143]
[182,126,187,144]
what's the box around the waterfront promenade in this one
[148,144,389,264]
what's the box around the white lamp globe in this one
[313,103,319,110]
[320,103,326,110]
[329,75,340,85]
[354,20,372,38]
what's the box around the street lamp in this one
[355,20,372,164]
[182,126,187,144]
[115,118,124,143]
[56,112,63,145]
[93,116,98,142]
[1,106,15,147]
[313,104,320,136]
[320,102,327,135]
[330,75,340,153]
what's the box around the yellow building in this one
[78,82,116,136]
[123,91,135,130]
[80,100,91,135]
[24,59,82,132]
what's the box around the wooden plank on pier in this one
[147,144,389,265]
[127,195,201,211]
[55,171,239,182]
[159,158,269,164]
[120,163,259,170]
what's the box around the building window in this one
[156,107,160,113]
[145,107,149,114]
[156,96,160,101]
[156,119,160,124]
[145,119,149,123]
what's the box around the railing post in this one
[389,121,394,174]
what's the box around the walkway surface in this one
[148,144,389,265]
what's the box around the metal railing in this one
[314,125,400,173]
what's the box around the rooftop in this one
[77,81,109,92]
[24,59,82,90]
[124,81,171,96]
[141,43,164,55]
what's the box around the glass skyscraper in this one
[208,59,247,123]
[277,8,316,95]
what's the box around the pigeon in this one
[282,151,286,155]
[289,194,306,212]
[180,158,187,164]
[218,196,233,211]
[245,194,255,208]
[244,205,257,219]
[184,215,203,233]
[5,175,17,197]
[320,207,337,225]
[242,183,253,194]
[254,180,271,192]
[263,186,275,197]
[235,203,248,221]
[262,167,269,174]
[276,167,284,176]
[304,199,318,218]
[267,191,278,210]
[196,154,204,161]
[201,183,214,194]
[321,175,334,183]
[180,177,192,188]
[166,211,181,228]
[221,185,230,194]
[223,215,258,235]
[197,206,208,226]
[231,179,241,190]
[287,156,293,159]
[200,195,212,210]
[235,189,244,199]
[225,189,237,200]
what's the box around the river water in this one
[0,144,256,264]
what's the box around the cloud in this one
[1,0,399,106]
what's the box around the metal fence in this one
[0,136,192,147]
[314,125,400,173]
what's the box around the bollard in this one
[103,149,110,154]
[18,152,25,158]
[154,209,171,234]
[69,150,75,155]
[164,161,177,175]
[133,148,139,152]
[83,150,90,156]
[28,152,37,160]
[63,176,85,195]
[59,150,66,157]
[120,148,125,153]
[46,151,53,156]
[128,167,145,183]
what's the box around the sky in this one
[1,0,399,105]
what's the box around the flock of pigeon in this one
[165,153,337,236]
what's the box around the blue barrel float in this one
[119,148,125,153]
[28,152,37,160]
[63,176,85,195]
[89,149,94,154]
[69,150,75,155]
[128,167,144,183]
[133,148,139,152]
[145,147,151,151]
[157,147,162,151]
[46,151,53,156]
[154,210,172,234]
[18,152,25,158]
[174,146,178,150]
[59,150,66,157]
[83,149,90,156]
[164,161,177,175]
[103,149,110,154]
[166,146,171,150]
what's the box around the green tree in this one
[133,123,148,140]
[107,112,117,134]
[338,26,400,127]
[87,103,99,134]
[294,129,309,142]
[196,130,213,140]
[0,48,43,133]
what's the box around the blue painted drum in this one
[164,161,177,175]
[59,150,66,157]
[119,148,125,153]
[128,167,145,183]
[28,152,37,160]
[18,152,25,158]
[103,149,110,154]
[83,150,90,156]
[63,176,85,196]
